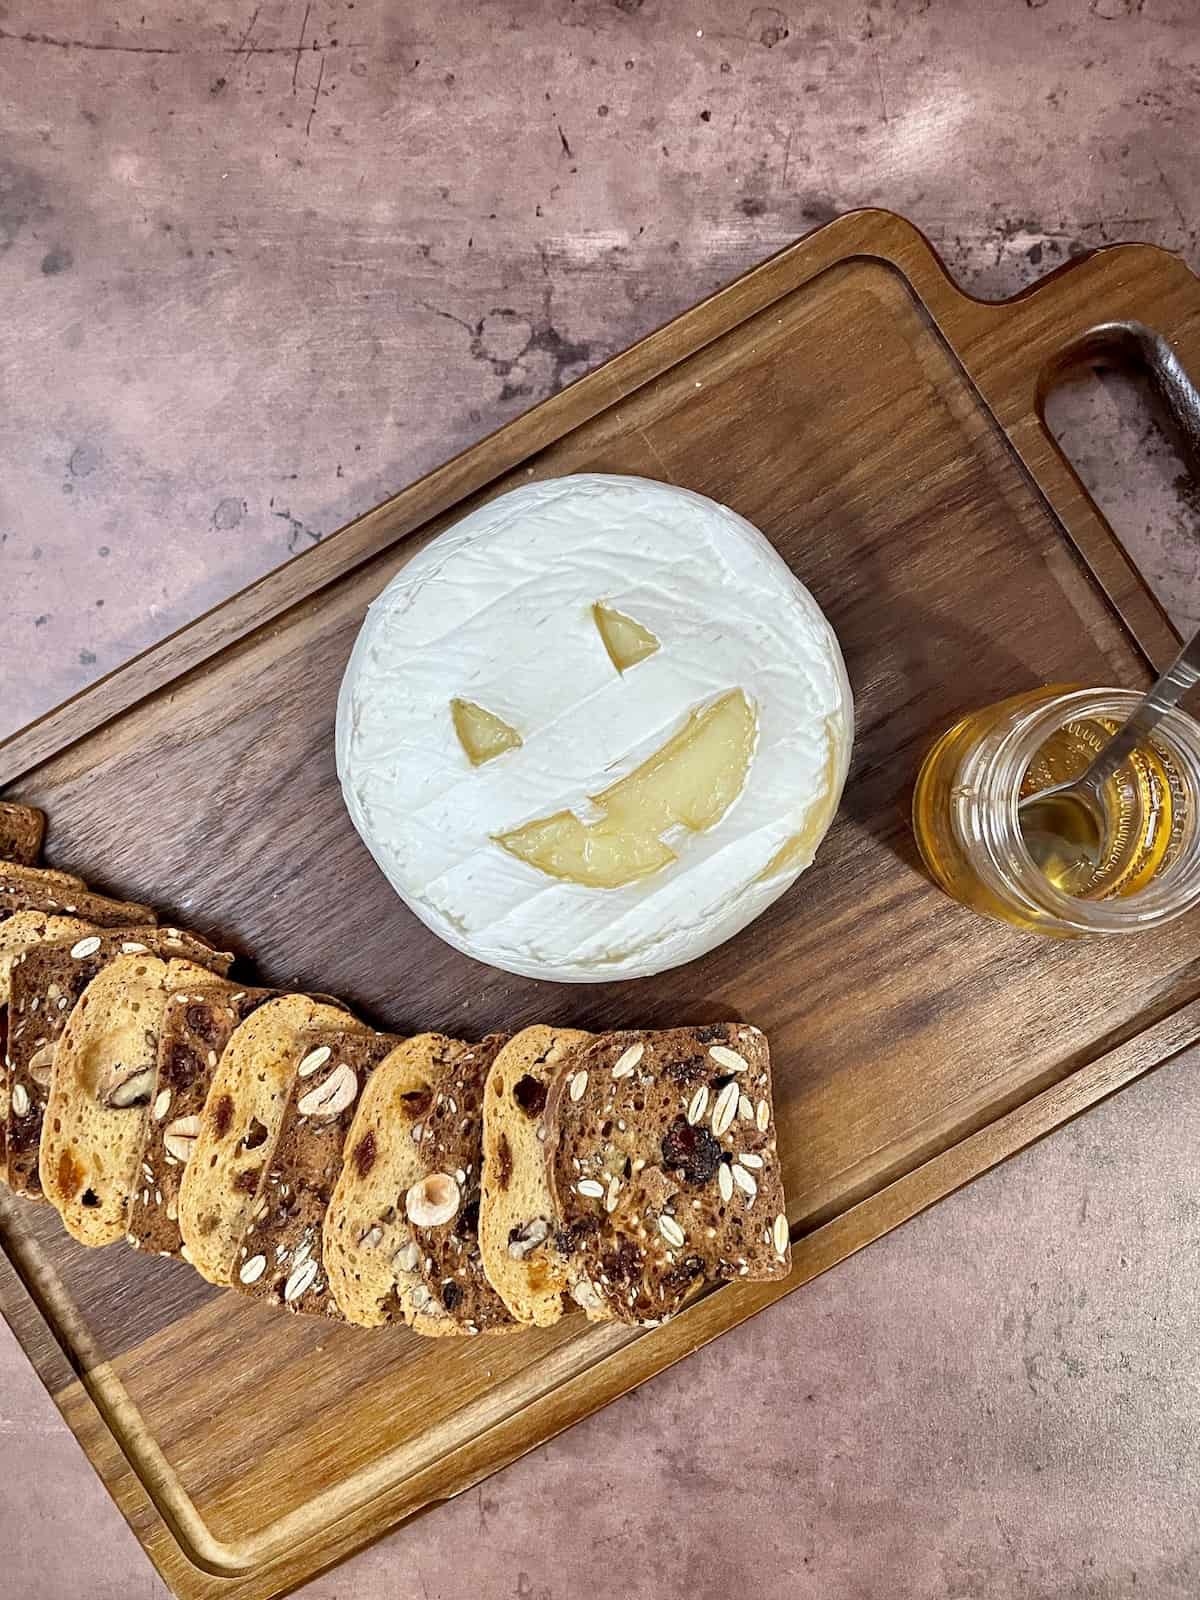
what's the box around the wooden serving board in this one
[4,209,1200,1600]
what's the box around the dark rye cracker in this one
[232,1028,405,1317]
[0,913,97,1005]
[0,913,96,1172]
[4,926,232,1197]
[39,955,220,1246]
[0,803,46,865]
[0,865,155,928]
[545,1024,791,1326]
[178,996,369,1286]
[409,1033,515,1335]
[323,1033,470,1335]
[126,979,281,1258]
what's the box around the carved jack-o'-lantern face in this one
[337,474,852,981]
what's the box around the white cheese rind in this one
[336,473,853,981]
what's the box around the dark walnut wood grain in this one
[2,210,1200,1600]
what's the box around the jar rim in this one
[978,687,1200,932]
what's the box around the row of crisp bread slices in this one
[0,802,792,1333]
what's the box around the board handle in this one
[989,243,1200,459]
[1058,318,1200,476]
[949,242,1200,664]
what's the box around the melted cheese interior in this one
[592,602,660,674]
[495,690,757,889]
[451,697,523,767]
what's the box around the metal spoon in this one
[1018,627,1200,881]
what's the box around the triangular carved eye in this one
[451,698,522,767]
[592,602,659,673]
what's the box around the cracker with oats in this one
[39,954,219,1245]
[5,926,232,1197]
[544,1023,791,1326]
[178,996,369,1287]
[324,1033,474,1335]
[479,1024,611,1328]
[232,1027,405,1317]
[0,803,46,866]
[0,865,154,928]
[0,912,97,1173]
[408,1033,515,1335]
[126,979,282,1258]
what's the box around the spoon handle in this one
[1086,628,1200,793]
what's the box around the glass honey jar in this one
[913,685,1200,936]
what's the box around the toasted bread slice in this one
[40,955,220,1245]
[0,866,153,927]
[126,979,280,1257]
[544,1024,791,1326]
[0,803,46,866]
[410,1034,515,1335]
[323,1033,468,1334]
[479,1025,599,1328]
[0,913,97,1175]
[232,1028,404,1316]
[178,996,368,1286]
[0,913,97,1005]
[5,926,233,1197]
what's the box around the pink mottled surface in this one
[3,2,1200,1596]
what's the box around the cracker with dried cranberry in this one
[409,1033,516,1334]
[544,1023,791,1326]
[5,924,232,1198]
[323,1032,469,1334]
[232,1026,403,1317]
[177,995,369,1286]
[479,1025,610,1329]
[126,979,278,1257]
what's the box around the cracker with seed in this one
[0,913,97,1173]
[408,1034,515,1335]
[544,1023,791,1326]
[0,865,154,928]
[479,1025,610,1328]
[178,995,369,1286]
[0,913,97,1006]
[232,1028,405,1316]
[4,925,232,1197]
[126,979,281,1257]
[40,954,220,1245]
[0,803,46,866]
[324,1033,474,1334]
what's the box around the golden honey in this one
[913,686,1200,937]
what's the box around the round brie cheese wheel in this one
[336,473,853,982]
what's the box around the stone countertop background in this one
[2,2,1199,1596]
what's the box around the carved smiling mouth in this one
[493,689,758,889]
[447,599,761,891]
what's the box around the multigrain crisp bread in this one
[0,803,46,866]
[323,1033,472,1335]
[0,913,97,1172]
[232,1028,405,1317]
[0,863,85,903]
[0,913,98,1006]
[409,1033,515,1335]
[545,1024,791,1326]
[4,926,233,1198]
[0,866,155,928]
[178,996,370,1286]
[126,979,281,1258]
[39,955,219,1246]
[479,1024,607,1328]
